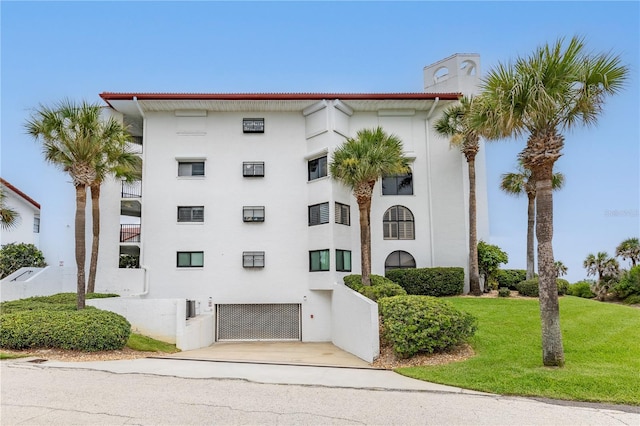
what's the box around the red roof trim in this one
[0,178,41,210]
[100,92,461,102]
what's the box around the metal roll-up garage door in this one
[216,304,301,341]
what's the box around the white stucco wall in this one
[331,283,379,363]
[0,183,40,248]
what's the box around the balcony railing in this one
[120,224,141,243]
[121,181,142,198]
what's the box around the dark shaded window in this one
[178,206,204,222]
[308,156,327,181]
[383,206,414,239]
[384,250,416,272]
[178,161,205,177]
[336,249,352,272]
[309,249,330,271]
[243,162,264,177]
[243,251,265,268]
[243,118,264,133]
[308,202,329,226]
[335,202,350,226]
[382,171,413,195]
[243,206,265,222]
[177,251,204,268]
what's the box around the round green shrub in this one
[567,280,595,298]
[378,295,477,358]
[343,274,406,301]
[614,266,640,299]
[498,287,511,297]
[359,282,407,301]
[495,269,527,290]
[516,278,568,297]
[0,308,131,351]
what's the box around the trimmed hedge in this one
[385,267,464,297]
[0,308,131,351]
[516,278,569,297]
[378,295,477,358]
[343,274,406,301]
[495,269,527,290]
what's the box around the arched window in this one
[385,251,416,272]
[383,206,414,240]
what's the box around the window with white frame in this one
[177,251,204,268]
[336,249,352,272]
[243,118,264,133]
[243,206,265,222]
[177,206,204,223]
[309,249,330,272]
[33,217,40,233]
[243,161,265,177]
[382,170,413,195]
[178,161,205,177]
[308,156,327,181]
[383,205,415,239]
[308,202,329,226]
[335,202,350,226]
[243,251,265,268]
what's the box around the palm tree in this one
[330,127,409,286]
[500,161,564,280]
[87,141,141,294]
[434,96,483,296]
[584,252,620,301]
[554,260,568,278]
[616,238,640,267]
[25,99,133,309]
[0,187,20,230]
[477,36,628,366]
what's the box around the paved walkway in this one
[156,341,374,368]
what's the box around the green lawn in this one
[396,296,640,405]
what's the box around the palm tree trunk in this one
[88,183,100,294]
[534,163,564,367]
[358,197,372,286]
[75,184,87,310]
[526,193,536,280]
[467,156,481,296]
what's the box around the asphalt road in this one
[2,361,639,425]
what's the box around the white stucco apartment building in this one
[0,178,41,248]
[2,54,488,362]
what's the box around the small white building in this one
[0,178,41,248]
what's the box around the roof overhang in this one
[0,178,40,210]
[100,92,461,115]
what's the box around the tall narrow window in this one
[243,251,265,268]
[309,249,330,272]
[336,249,352,272]
[308,156,327,181]
[382,170,413,195]
[177,206,204,222]
[243,162,265,177]
[383,205,415,239]
[335,202,350,226]
[308,202,329,226]
[178,161,205,177]
[33,217,40,233]
[177,251,204,268]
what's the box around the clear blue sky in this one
[2,1,638,283]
